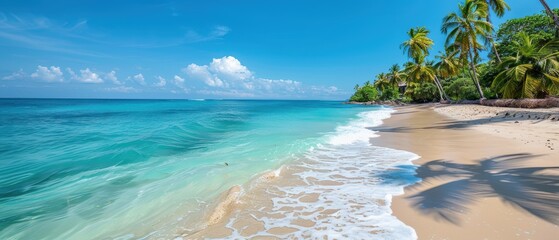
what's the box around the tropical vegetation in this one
[350,0,559,103]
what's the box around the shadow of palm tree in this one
[380,153,559,225]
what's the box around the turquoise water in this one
[0,99,376,239]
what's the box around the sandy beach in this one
[372,104,559,239]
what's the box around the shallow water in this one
[189,107,420,240]
[0,99,410,239]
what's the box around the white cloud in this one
[105,70,121,85]
[154,76,166,87]
[105,86,140,93]
[132,73,145,85]
[182,56,343,99]
[209,56,252,81]
[183,64,225,87]
[2,69,26,80]
[182,56,252,88]
[173,75,189,92]
[31,65,63,82]
[67,68,103,83]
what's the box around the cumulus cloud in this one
[132,73,145,85]
[30,65,64,82]
[184,64,225,87]
[2,69,26,80]
[183,56,253,89]
[154,76,166,87]
[209,56,252,80]
[173,75,188,92]
[67,68,103,83]
[181,56,343,98]
[105,70,121,85]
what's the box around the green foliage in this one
[443,77,480,100]
[483,87,498,99]
[492,33,559,99]
[349,84,379,102]
[496,9,558,58]
[477,62,501,88]
[378,86,400,101]
[405,82,439,103]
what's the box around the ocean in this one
[0,99,419,239]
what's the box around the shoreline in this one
[371,104,559,239]
[181,107,420,239]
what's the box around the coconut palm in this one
[442,0,493,99]
[400,27,434,62]
[387,64,407,87]
[492,32,559,98]
[373,73,391,91]
[405,57,449,101]
[482,0,510,62]
[401,26,448,101]
[435,49,461,79]
[538,0,559,30]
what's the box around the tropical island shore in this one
[371,104,559,239]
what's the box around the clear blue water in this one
[0,99,376,239]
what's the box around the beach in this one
[372,104,559,239]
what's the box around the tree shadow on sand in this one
[380,153,559,225]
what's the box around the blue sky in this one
[0,0,557,99]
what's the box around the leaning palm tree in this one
[400,27,434,62]
[492,32,559,98]
[405,57,449,101]
[442,0,493,99]
[538,0,559,30]
[482,0,510,62]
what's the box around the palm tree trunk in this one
[434,76,450,101]
[485,5,503,63]
[433,79,445,102]
[468,51,486,99]
[539,0,559,30]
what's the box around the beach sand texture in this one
[186,104,559,239]
[372,104,559,239]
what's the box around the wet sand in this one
[371,104,559,239]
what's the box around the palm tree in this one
[538,0,559,30]
[482,0,510,63]
[435,49,461,80]
[373,73,391,91]
[442,0,493,99]
[387,64,407,87]
[401,26,449,101]
[492,32,559,98]
[405,57,449,101]
[400,27,434,62]
[354,84,360,91]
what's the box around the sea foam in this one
[216,108,421,239]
